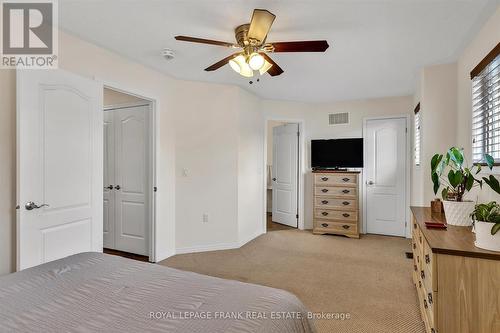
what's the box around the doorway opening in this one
[103,87,156,261]
[265,120,301,231]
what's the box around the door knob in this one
[272,178,276,181]
[105,185,113,190]
[115,185,121,190]
[367,180,374,185]
[25,201,49,210]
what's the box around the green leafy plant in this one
[470,202,500,235]
[431,147,499,202]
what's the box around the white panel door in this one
[272,124,299,228]
[365,118,406,236]
[17,69,102,270]
[103,111,115,249]
[113,106,149,255]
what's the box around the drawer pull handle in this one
[413,264,417,272]
[321,223,328,228]
[418,281,422,288]
[342,189,350,194]
[322,212,329,216]
[420,270,425,279]
[342,225,350,229]
[342,178,350,182]
[342,201,350,206]
[342,213,350,218]
[413,243,416,249]
[428,293,433,304]
[417,255,420,263]
[321,177,329,181]
[321,189,329,193]
[425,254,430,264]
[423,299,428,309]
[413,223,417,229]
[321,200,329,204]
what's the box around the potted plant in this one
[471,202,500,251]
[431,147,499,226]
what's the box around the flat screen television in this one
[311,138,363,169]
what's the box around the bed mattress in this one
[0,252,315,333]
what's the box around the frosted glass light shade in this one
[248,53,265,70]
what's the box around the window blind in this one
[471,52,499,164]
[414,103,421,166]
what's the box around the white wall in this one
[262,96,414,230]
[415,63,458,205]
[238,89,265,245]
[174,81,240,251]
[0,70,16,275]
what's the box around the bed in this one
[0,252,315,333]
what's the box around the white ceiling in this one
[59,0,498,103]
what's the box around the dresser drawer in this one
[314,220,358,234]
[314,174,357,186]
[314,186,357,197]
[314,208,357,221]
[422,237,437,292]
[314,198,357,211]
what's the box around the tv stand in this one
[312,170,360,238]
[312,168,354,173]
[313,167,348,172]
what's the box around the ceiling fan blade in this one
[248,9,276,44]
[270,40,329,52]
[260,53,284,76]
[204,53,240,71]
[175,36,236,48]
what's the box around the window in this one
[414,103,421,166]
[471,43,500,164]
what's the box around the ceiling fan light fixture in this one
[229,54,254,77]
[229,56,242,74]
[259,59,273,75]
[248,53,265,70]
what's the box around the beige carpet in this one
[160,230,425,333]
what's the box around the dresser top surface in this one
[411,206,500,260]
[312,170,361,174]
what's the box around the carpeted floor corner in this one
[160,230,425,333]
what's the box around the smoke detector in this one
[162,48,175,60]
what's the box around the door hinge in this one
[153,186,157,192]
[297,131,300,137]
[405,127,408,133]
[296,214,299,219]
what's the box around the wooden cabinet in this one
[411,207,500,333]
[313,171,360,238]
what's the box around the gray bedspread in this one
[0,252,315,333]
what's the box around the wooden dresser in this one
[312,171,360,238]
[410,207,500,333]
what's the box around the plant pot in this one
[442,200,475,226]
[474,221,500,252]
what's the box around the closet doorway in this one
[103,87,155,260]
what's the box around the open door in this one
[272,123,299,227]
[17,69,103,270]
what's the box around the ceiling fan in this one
[175,9,329,78]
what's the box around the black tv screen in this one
[311,138,363,168]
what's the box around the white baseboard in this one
[239,229,265,247]
[175,242,240,255]
[175,229,265,255]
